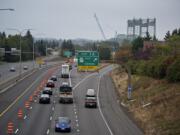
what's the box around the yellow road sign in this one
[36,58,44,65]
[78,66,98,71]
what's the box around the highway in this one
[0,56,59,84]
[0,64,143,135]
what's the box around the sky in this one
[0,0,180,40]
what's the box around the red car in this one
[46,80,55,88]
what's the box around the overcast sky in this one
[0,0,180,40]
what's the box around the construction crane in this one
[94,13,106,40]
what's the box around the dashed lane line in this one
[97,75,114,135]
[0,70,46,117]
[14,128,19,134]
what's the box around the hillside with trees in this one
[112,28,180,135]
[0,31,59,62]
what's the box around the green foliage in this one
[172,29,178,36]
[164,31,171,41]
[98,46,111,60]
[144,32,152,41]
[127,56,176,80]
[61,40,75,57]
[131,37,144,55]
[166,58,180,82]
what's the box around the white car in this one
[9,67,16,72]
[23,65,28,70]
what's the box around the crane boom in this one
[94,13,106,40]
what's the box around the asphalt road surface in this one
[0,60,59,85]
[0,64,143,135]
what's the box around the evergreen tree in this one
[132,37,144,55]
[144,32,152,41]
[172,29,178,36]
[178,28,180,35]
[164,31,171,41]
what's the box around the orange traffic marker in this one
[17,109,23,119]
[29,96,33,102]
[25,101,30,109]
[7,121,14,134]
[33,91,38,97]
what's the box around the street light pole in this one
[6,28,33,79]
[32,38,35,69]
[19,34,22,78]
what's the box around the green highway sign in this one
[63,51,72,58]
[77,51,99,66]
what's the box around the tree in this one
[132,37,144,55]
[60,40,75,57]
[164,31,171,41]
[98,46,111,60]
[153,35,157,41]
[144,32,152,41]
[172,29,178,36]
[178,28,180,35]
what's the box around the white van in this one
[86,89,96,97]
[85,89,97,108]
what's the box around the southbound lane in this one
[0,64,60,135]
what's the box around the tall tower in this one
[127,18,156,39]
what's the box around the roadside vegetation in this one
[0,31,59,62]
[112,28,180,134]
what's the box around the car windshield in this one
[58,117,69,123]
[59,86,72,92]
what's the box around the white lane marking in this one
[30,106,32,109]
[24,115,27,120]
[0,68,47,117]
[53,101,56,104]
[74,111,77,114]
[75,115,78,119]
[0,69,37,94]
[77,129,80,132]
[75,119,79,122]
[46,129,50,134]
[73,72,98,90]
[52,107,54,111]
[50,116,52,121]
[97,75,114,135]
[69,69,72,87]
[14,128,19,134]
[76,123,79,127]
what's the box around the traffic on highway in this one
[0,61,143,135]
[1,0,178,134]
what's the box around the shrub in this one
[166,58,180,82]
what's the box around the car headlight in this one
[56,124,59,127]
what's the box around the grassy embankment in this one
[111,67,180,135]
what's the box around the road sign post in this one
[128,85,132,100]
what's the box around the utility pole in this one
[7,28,33,79]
